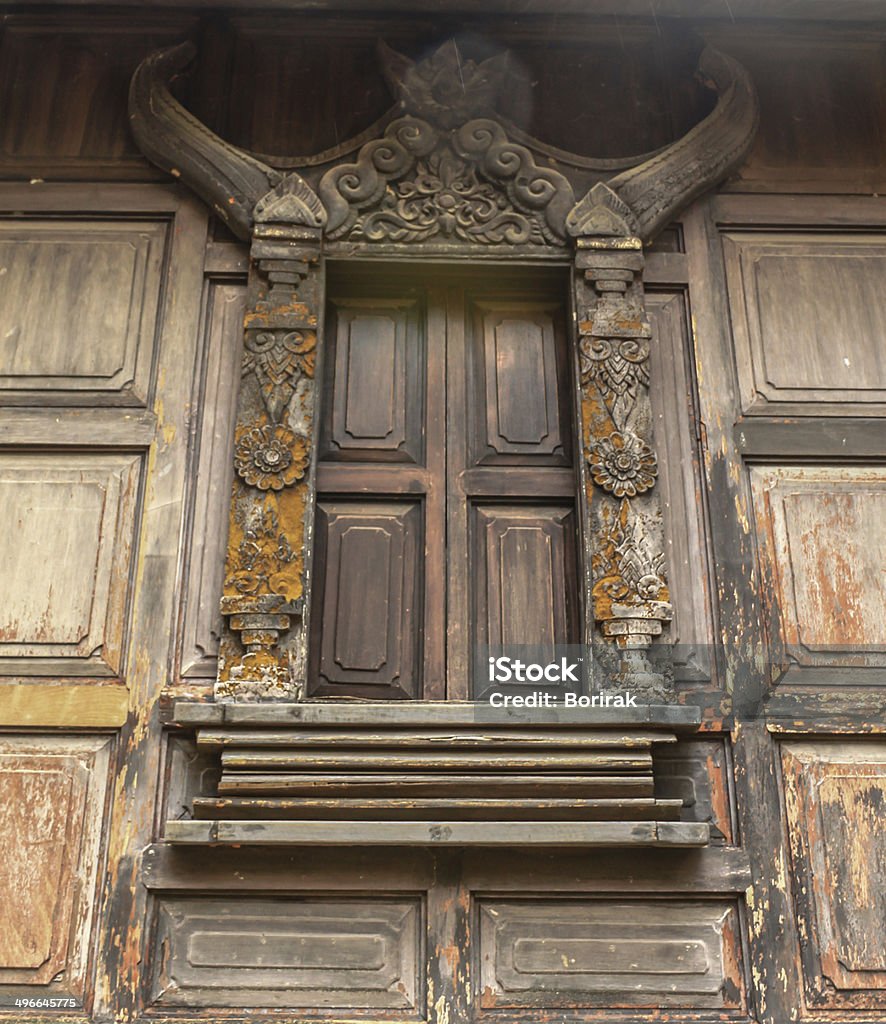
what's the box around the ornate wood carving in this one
[129,36,757,701]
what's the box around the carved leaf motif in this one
[593,498,667,609]
[243,329,317,423]
[580,336,651,420]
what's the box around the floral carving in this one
[380,39,509,128]
[356,148,544,245]
[320,117,574,246]
[588,431,657,498]
[234,425,309,491]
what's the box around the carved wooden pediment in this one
[129,37,757,248]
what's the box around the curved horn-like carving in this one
[129,42,281,240]
[568,46,758,242]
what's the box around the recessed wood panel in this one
[750,466,886,684]
[321,298,423,463]
[0,219,167,405]
[0,736,112,999]
[477,898,744,1010]
[782,742,886,1010]
[724,232,886,414]
[180,280,245,677]
[470,300,570,464]
[646,290,716,685]
[310,501,422,699]
[0,453,141,677]
[472,504,577,696]
[151,897,421,1010]
[654,738,734,845]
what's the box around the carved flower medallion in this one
[588,431,658,498]
[235,425,309,491]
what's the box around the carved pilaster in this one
[571,216,673,698]
[216,220,324,701]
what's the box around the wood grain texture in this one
[0,684,128,727]
[165,819,710,846]
[310,500,422,698]
[321,298,423,462]
[750,465,886,686]
[0,16,195,177]
[180,279,245,678]
[0,453,141,677]
[0,736,112,1000]
[646,289,717,686]
[782,741,886,1010]
[724,230,886,415]
[0,218,166,405]
[471,504,578,695]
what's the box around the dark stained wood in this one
[321,297,424,461]
[310,500,422,698]
[471,504,578,687]
[313,267,576,700]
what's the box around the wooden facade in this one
[0,4,884,1023]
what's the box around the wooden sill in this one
[165,819,710,847]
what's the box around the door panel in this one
[472,504,578,673]
[471,300,570,463]
[321,298,425,463]
[312,500,422,698]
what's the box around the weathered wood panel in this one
[0,736,112,1001]
[180,279,245,679]
[310,501,422,698]
[750,466,886,686]
[150,897,421,1010]
[477,898,744,1009]
[724,231,886,414]
[0,453,140,677]
[782,741,886,1011]
[0,219,167,405]
[707,31,886,193]
[654,737,734,845]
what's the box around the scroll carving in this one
[319,118,574,246]
[130,35,757,703]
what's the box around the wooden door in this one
[309,265,579,700]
